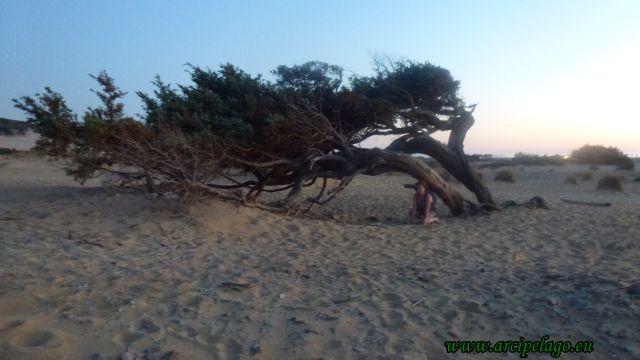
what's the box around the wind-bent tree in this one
[14,59,497,215]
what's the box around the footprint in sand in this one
[381,292,403,302]
[213,337,244,358]
[139,319,161,333]
[456,299,483,314]
[12,330,56,347]
[118,331,145,344]
[381,310,406,329]
[3,319,25,330]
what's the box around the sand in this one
[1,154,639,359]
[0,131,38,151]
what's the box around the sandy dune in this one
[0,131,38,151]
[1,155,639,359]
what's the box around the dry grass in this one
[596,175,623,192]
[564,175,577,184]
[581,172,593,181]
[494,169,515,183]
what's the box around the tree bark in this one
[387,113,497,210]
[275,148,468,215]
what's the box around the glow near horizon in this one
[1,1,639,155]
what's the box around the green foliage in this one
[13,72,134,181]
[13,87,79,155]
[134,59,468,153]
[273,61,343,109]
[352,60,463,112]
[14,58,472,195]
[570,145,634,170]
[86,71,128,122]
[138,64,280,140]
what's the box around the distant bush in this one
[478,160,515,169]
[596,175,623,192]
[0,118,30,136]
[589,165,599,171]
[570,145,634,170]
[513,152,566,166]
[580,172,593,181]
[495,169,515,182]
[0,147,18,155]
[633,175,640,182]
[564,175,577,184]
[467,154,495,162]
[478,153,566,169]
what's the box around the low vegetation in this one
[512,153,565,166]
[477,153,565,169]
[570,145,634,170]
[0,118,30,136]
[564,175,577,184]
[596,175,623,192]
[494,169,515,183]
[580,172,593,181]
[0,148,19,155]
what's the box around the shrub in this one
[0,118,30,136]
[513,152,566,166]
[580,172,593,181]
[564,175,577,184]
[478,160,515,169]
[495,169,515,182]
[570,145,634,170]
[0,148,18,155]
[590,166,599,171]
[617,162,634,170]
[633,175,640,182]
[596,175,623,192]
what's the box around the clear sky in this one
[1,0,639,155]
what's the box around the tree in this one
[14,59,497,215]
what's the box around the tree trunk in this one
[275,148,468,215]
[364,150,467,215]
[387,113,497,210]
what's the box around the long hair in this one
[413,181,427,192]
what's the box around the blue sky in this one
[1,0,639,154]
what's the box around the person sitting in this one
[409,182,441,225]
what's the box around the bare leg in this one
[425,213,441,225]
